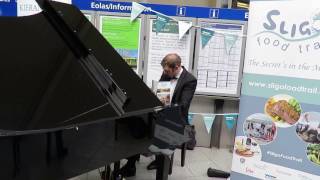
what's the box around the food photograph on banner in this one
[296,112,320,145]
[144,15,196,87]
[243,113,277,145]
[231,0,320,179]
[194,19,247,98]
[234,136,262,160]
[265,94,302,128]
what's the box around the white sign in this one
[17,0,71,16]
[195,22,244,96]
[243,0,320,81]
[231,0,320,179]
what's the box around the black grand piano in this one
[0,0,175,179]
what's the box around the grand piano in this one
[0,0,173,179]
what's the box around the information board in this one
[82,12,93,22]
[97,13,144,74]
[194,19,247,97]
[144,16,195,87]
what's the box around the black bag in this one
[185,125,196,150]
[207,168,230,178]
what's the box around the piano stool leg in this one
[181,143,187,167]
[156,154,170,180]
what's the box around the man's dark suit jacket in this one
[159,66,197,124]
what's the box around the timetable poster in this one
[145,19,192,87]
[100,16,141,72]
[231,0,320,179]
[196,22,244,97]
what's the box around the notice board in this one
[194,19,247,97]
[144,16,196,87]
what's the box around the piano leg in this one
[55,131,68,158]
[106,165,111,180]
[12,137,21,178]
[156,154,170,180]
[46,133,52,163]
[113,161,120,172]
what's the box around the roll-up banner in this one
[231,0,320,179]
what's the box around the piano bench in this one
[169,143,187,175]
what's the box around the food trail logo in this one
[255,9,320,54]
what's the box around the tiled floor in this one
[70,147,233,180]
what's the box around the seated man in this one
[111,53,197,178]
[147,53,197,170]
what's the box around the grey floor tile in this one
[186,160,217,177]
[169,165,195,179]
[69,147,232,180]
[184,176,227,180]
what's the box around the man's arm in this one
[179,78,197,109]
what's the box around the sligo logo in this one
[261,10,319,41]
[255,9,320,54]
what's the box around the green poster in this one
[100,16,141,69]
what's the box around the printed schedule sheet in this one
[196,23,244,96]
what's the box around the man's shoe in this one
[147,160,158,170]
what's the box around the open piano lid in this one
[0,0,162,135]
